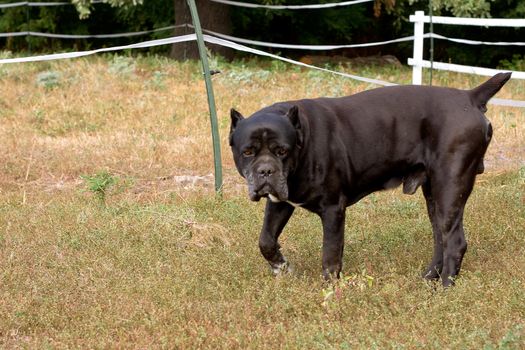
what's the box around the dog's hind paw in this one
[270,259,293,276]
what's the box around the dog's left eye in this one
[276,148,288,157]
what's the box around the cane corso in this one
[229,72,511,287]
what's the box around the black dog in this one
[229,73,511,287]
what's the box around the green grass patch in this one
[0,171,523,348]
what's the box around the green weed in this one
[36,70,61,89]
[108,56,136,76]
[496,324,524,349]
[226,66,272,84]
[81,170,118,205]
[148,70,167,89]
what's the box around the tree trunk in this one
[171,0,233,60]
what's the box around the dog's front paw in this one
[270,259,293,276]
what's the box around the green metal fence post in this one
[186,0,223,194]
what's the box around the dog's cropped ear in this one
[230,109,244,145]
[286,105,303,148]
[230,108,244,130]
[286,105,300,129]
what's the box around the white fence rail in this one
[409,11,525,84]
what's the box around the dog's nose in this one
[257,167,274,178]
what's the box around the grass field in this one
[0,54,524,348]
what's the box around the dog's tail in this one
[469,72,512,112]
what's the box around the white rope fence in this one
[0,25,182,39]
[0,33,395,86]
[202,27,415,50]
[208,0,373,9]
[0,0,103,8]
[0,22,412,47]
[0,0,371,9]
[0,4,523,107]
[431,33,525,47]
[2,25,524,50]
[0,33,523,107]
[0,1,72,8]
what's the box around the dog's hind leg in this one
[429,161,479,287]
[259,200,295,275]
[421,181,444,280]
[320,200,347,280]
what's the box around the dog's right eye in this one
[243,149,254,157]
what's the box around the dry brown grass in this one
[0,55,522,199]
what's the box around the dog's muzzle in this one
[245,166,288,202]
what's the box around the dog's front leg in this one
[259,200,295,275]
[320,204,346,280]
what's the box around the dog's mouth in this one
[248,181,288,202]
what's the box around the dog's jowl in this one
[229,73,511,287]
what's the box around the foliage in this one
[36,70,61,89]
[0,0,173,53]
[231,0,371,45]
[232,0,525,67]
[372,0,525,67]
[149,70,168,89]
[81,170,118,204]
[409,0,493,17]
[71,0,143,19]
[499,54,525,71]
[0,0,524,67]
[108,55,136,75]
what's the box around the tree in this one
[172,0,233,59]
[72,0,233,59]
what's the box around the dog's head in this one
[229,105,302,202]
